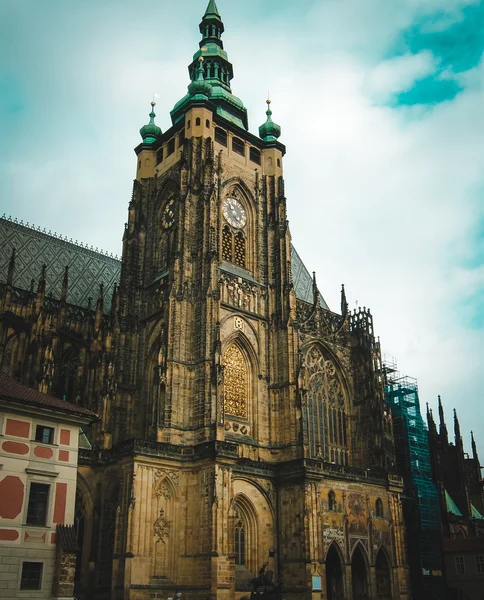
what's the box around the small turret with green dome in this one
[139,102,162,144]
[259,99,281,143]
[187,57,213,100]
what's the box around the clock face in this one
[162,198,176,229]
[222,197,246,229]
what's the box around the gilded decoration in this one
[222,344,248,419]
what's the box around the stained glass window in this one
[303,345,348,463]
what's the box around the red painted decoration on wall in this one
[53,482,67,524]
[0,528,20,541]
[0,476,25,519]
[34,446,54,459]
[2,441,29,455]
[5,419,30,438]
[60,429,71,445]
[59,450,69,462]
[51,532,56,544]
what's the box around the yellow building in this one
[0,2,410,599]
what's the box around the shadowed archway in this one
[375,548,392,599]
[351,544,369,600]
[326,543,344,600]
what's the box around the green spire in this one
[204,0,221,19]
[139,102,162,144]
[200,0,224,49]
[170,2,249,131]
[259,99,281,142]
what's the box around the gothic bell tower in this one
[107,4,302,596]
[118,0,297,456]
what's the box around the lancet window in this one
[234,509,246,565]
[302,345,348,464]
[222,343,248,419]
[233,495,258,578]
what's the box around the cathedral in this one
[0,2,410,599]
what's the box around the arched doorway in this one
[375,549,392,599]
[351,545,368,600]
[326,543,344,600]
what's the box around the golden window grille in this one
[234,232,246,268]
[222,226,233,262]
[222,344,248,418]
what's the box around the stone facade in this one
[0,2,411,599]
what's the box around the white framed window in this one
[455,556,465,575]
[26,482,50,526]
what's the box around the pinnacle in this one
[204,0,220,18]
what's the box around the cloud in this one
[1,0,483,457]
[364,51,439,100]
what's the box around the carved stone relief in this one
[153,508,170,544]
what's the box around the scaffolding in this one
[384,361,445,598]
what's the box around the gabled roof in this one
[471,503,484,519]
[0,372,97,420]
[291,244,329,309]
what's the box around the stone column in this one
[52,525,79,600]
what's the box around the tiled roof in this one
[291,244,329,309]
[0,372,97,420]
[0,217,120,309]
[56,525,80,553]
[0,216,329,311]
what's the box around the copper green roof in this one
[139,102,162,144]
[259,99,281,142]
[471,504,484,519]
[445,489,463,516]
[171,1,248,130]
[203,0,221,20]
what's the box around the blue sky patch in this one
[389,3,483,106]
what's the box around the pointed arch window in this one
[234,509,246,565]
[375,498,383,518]
[233,496,258,579]
[328,490,336,512]
[302,345,348,463]
[222,344,248,419]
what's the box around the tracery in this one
[303,345,348,464]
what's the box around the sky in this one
[1,0,483,457]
